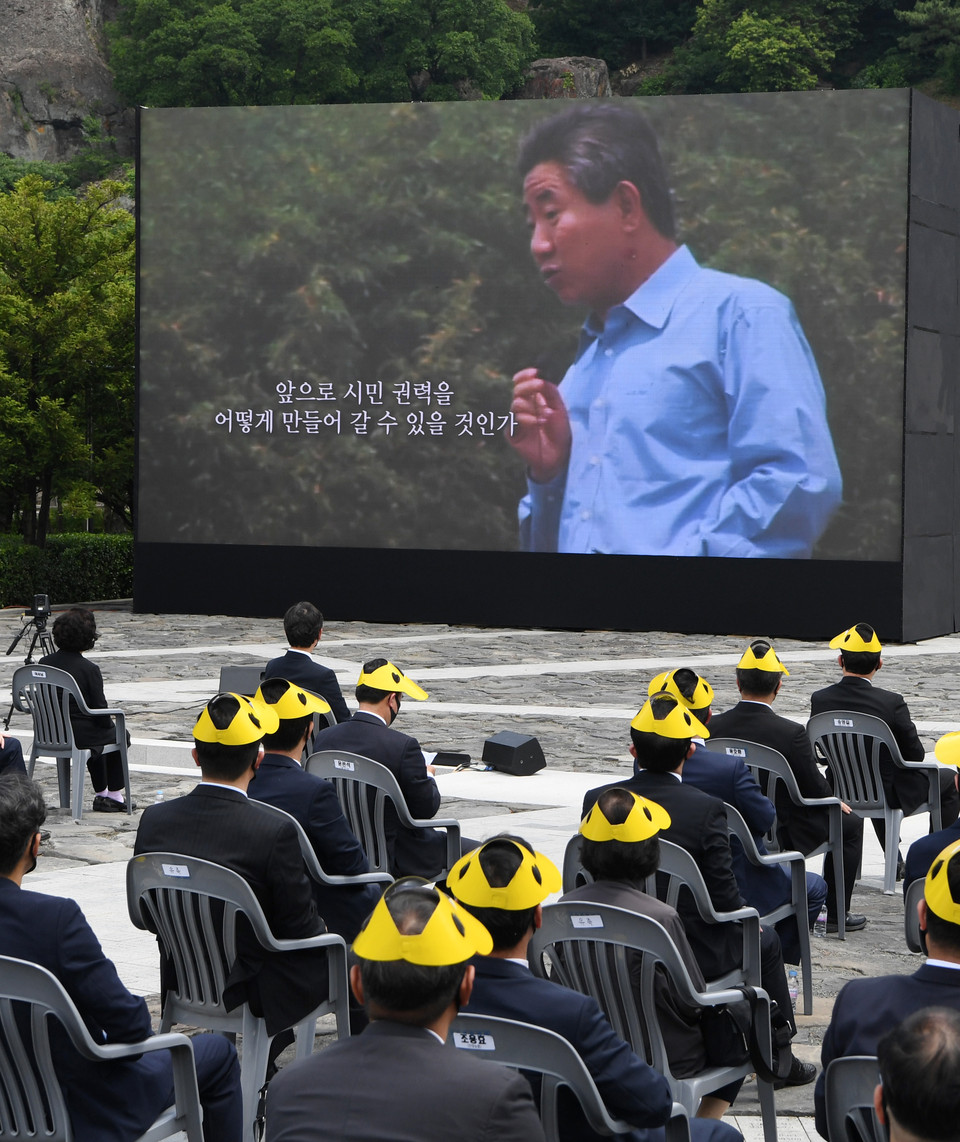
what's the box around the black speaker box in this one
[482,731,546,776]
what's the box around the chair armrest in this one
[92,1029,197,1063]
[318,871,393,887]
[266,930,349,957]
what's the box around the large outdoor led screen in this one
[137,90,908,562]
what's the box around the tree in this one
[0,176,135,544]
[107,0,535,106]
[530,0,698,71]
[897,0,960,92]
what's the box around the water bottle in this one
[787,969,799,1005]
[814,903,828,938]
[154,789,165,804]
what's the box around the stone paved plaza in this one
[6,603,959,1137]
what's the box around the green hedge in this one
[0,535,133,607]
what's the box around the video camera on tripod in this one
[6,593,56,663]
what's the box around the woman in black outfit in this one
[40,607,130,812]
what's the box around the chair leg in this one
[830,842,845,940]
[240,1007,272,1142]
[56,757,71,812]
[882,809,903,895]
[26,745,37,779]
[72,753,85,821]
[757,1076,779,1142]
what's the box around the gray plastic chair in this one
[903,876,924,953]
[710,736,847,939]
[823,1055,882,1142]
[723,802,813,1015]
[0,953,204,1141]
[529,902,777,1142]
[807,711,943,893]
[449,1012,638,1140]
[561,835,762,991]
[305,750,461,878]
[126,851,350,1142]
[249,799,392,891]
[448,1013,690,1142]
[12,663,130,821]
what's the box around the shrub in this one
[0,534,133,606]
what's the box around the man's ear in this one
[252,744,264,772]
[458,963,475,1009]
[533,903,543,931]
[774,679,782,698]
[349,963,365,1007]
[31,832,41,860]
[612,179,644,230]
[876,657,883,672]
[628,743,637,759]
[191,747,201,769]
[685,742,697,760]
[874,1084,886,1126]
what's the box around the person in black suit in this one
[312,658,451,878]
[905,734,960,885]
[809,623,960,864]
[0,773,242,1142]
[583,694,814,1088]
[450,833,740,1142]
[39,607,130,812]
[650,667,828,960]
[814,837,960,1136]
[263,601,350,722]
[709,641,865,932]
[875,1007,960,1142]
[250,677,380,941]
[0,731,26,777]
[265,877,546,1142]
[134,692,330,1058]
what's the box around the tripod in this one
[4,613,56,730]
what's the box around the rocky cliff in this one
[0,0,134,161]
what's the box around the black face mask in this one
[388,696,401,725]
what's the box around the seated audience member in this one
[583,695,814,1088]
[39,607,130,812]
[815,837,960,1136]
[810,623,960,869]
[709,640,865,933]
[312,659,457,878]
[263,601,350,722]
[875,1007,960,1142]
[134,692,330,1065]
[265,878,546,1142]
[0,773,242,1141]
[451,834,742,1142]
[565,788,742,1118]
[905,732,960,887]
[251,677,380,941]
[650,667,828,959]
[0,731,25,777]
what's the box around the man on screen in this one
[510,103,842,558]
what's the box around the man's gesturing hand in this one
[508,368,572,484]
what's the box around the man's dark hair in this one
[924,850,960,956]
[877,1006,960,1142]
[355,657,393,705]
[668,667,711,722]
[0,774,46,875]
[283,601,323,648]
[736,641,782,698]
[193,694,262,778]
[456,835,538,952]
[518,104,676,241]
[51,607,98,654]
[357,886,467,1024]
[839,624,881,676]
[630,695,691,772]
[258,678,314,752]
[580,788,661,883]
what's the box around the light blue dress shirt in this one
[519,245,842,558]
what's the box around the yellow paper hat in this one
[254,679,332,721]
[829,625,882,653]
[648,669,714,710]
[925,839,960,924]
[357,661,428,700]
[580,792,671,842]
[448,839,561,910]
[192,693,279,746]
[737,642,789,675]
[632,695,709,740]
[935,732,960,768]
[352,878,492,964]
